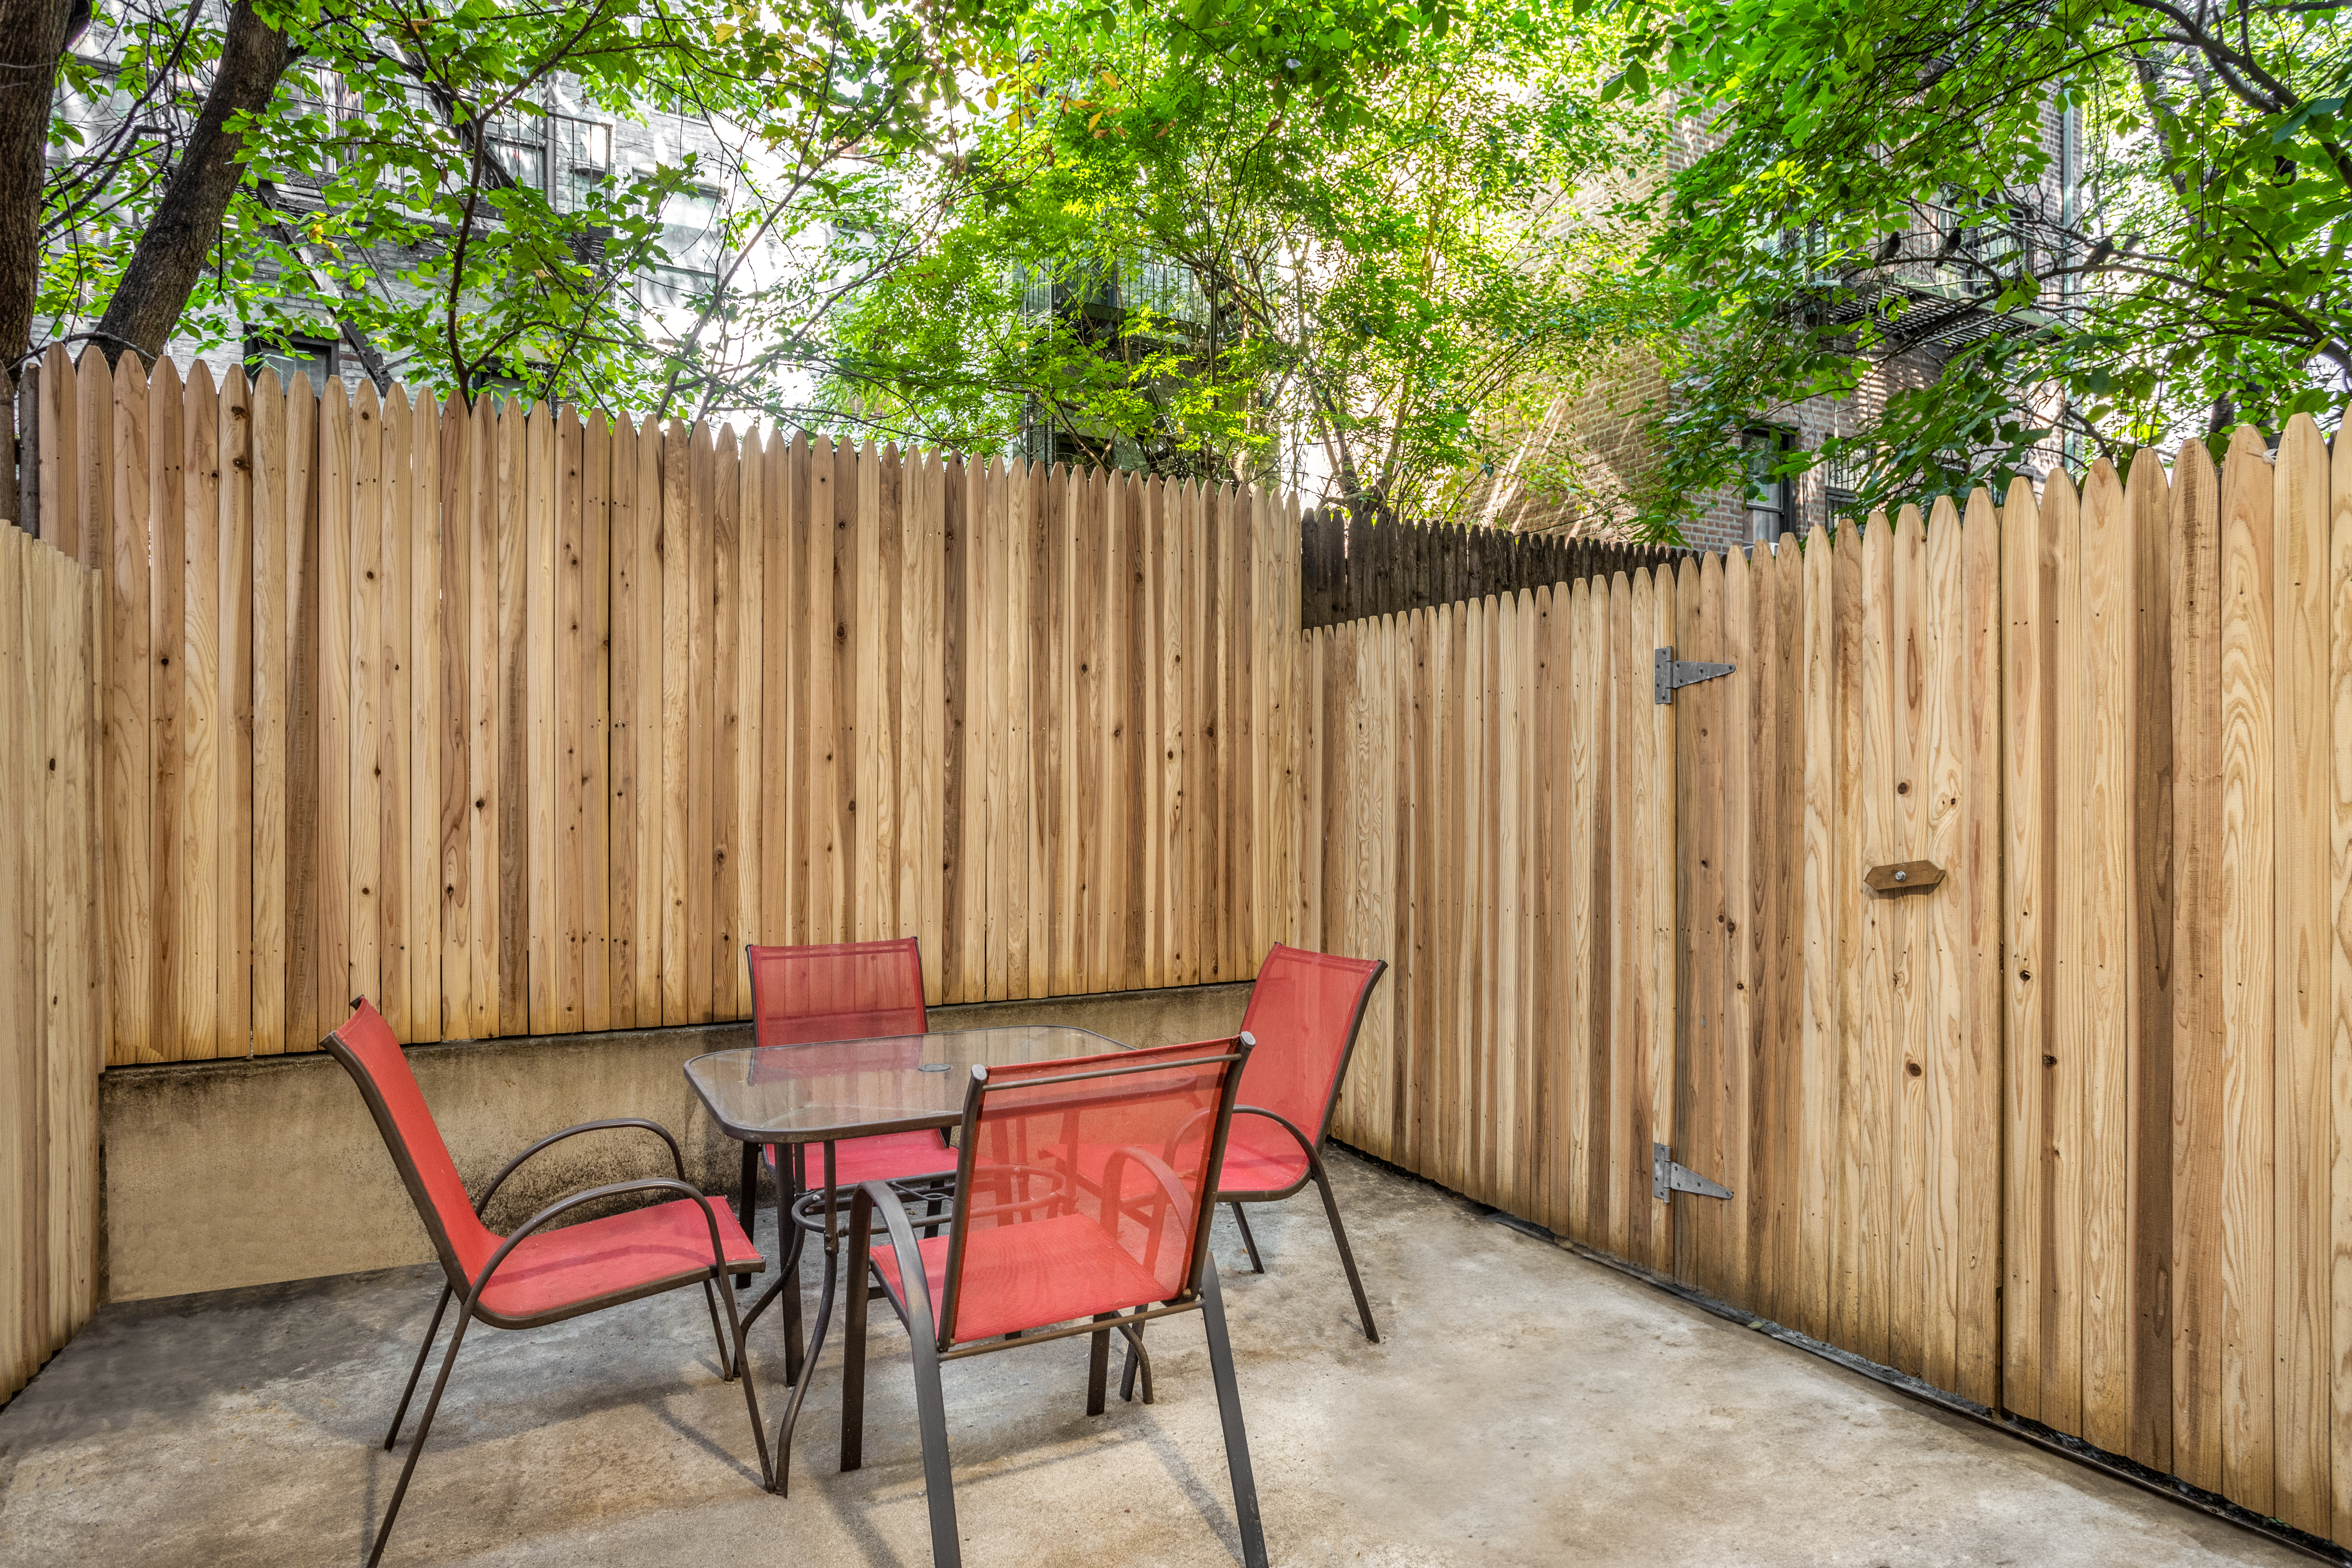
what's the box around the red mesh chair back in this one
[1236,944,1386,1142]
[747,939,926,1052]
[322,999,498,1290]
[938,1038,1248,1346]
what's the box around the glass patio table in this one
[682,1024,1130,1494]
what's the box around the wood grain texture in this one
[2124,448,2175,1468]
[4,530,32,1379]
[659,420,691,1018]
[553,406,588,1032]
[2170,437,2226,1490]
[103,352,152,1065]
[708,427,739,1018]
[1889,507,1925,1382]
[2271,415,2330,1533]
[0,426,103,1400]
[378,387,414,1039]
[2218,425,2277,1511]
[2080,460,2134,1452]
[1956,492,2003,1411]
[730,428,762,1013]
[1919,498,1965,1397]
[314,380,353,1043]
[1844,517,1892,1364]
[219,368,254,1058]
[178,362,222,1058]
[2003,474,2050,1421]
[2329,419,2352,1548]
[249,372,288,1054]
[1799,526,1838,1342]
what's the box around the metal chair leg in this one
[383,1284,453,1451]
[842,1201,872,1472]
[696,1263,761,1484]
[1086,1314,1113,1416]
[735,1308,775,1491]
[367,1299,478,1568]
[1230,1200,1265,1273]
[1199,1263,1268,1568]
[735,1142,760,1289]
[1118,1321,1155,1404]
[702,1279,736,1380]
[1307,1147,1379,1343]
[909,1326,961,1568]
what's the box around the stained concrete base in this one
[0,1150,2303,1568]
[98,982,1252,1303]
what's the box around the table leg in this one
[734,1141,760,1289]
[765,1140,840,1497]
[781,1145,807,1380]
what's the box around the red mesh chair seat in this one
[475,1197,764,1323]
[869,1212,1175,1342]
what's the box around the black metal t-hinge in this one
[1654,647,1735,705]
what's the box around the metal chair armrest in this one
[1229,1104,1318,1156]
[1099,1143,1197,1220]
[475,1119,688,1218]
[853,1180,943,1348]
[465,1176,740,1307]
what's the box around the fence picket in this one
[2272,415,2331,1533]
[2218,426,2279,1511]
[2328,422,2352,1549]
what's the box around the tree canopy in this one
[812,0,1668,512]
[1607,0,2352,525]
[10,0,996,415]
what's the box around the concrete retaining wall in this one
[99,983,1251,1303]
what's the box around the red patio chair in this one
[742,939,956,1327]
[1218,943,1388,1340]
[746,938,952,1191]
[323,999,768,1568]
[840,1036,1268,1568]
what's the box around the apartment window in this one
[550,113,612,212]
[1821,453,1862,530]
[485,105,548,195]
[247,334,337,392]
[1744,428,1794,544]
[644,187,721,311]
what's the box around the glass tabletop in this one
[683,1024,1131,1143]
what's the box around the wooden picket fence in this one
[1297,504,1687,628]
[21,345,1296,1065]
[0,525,102,1403]
[1303,415,2352,1544]
[15,337,2352,1550]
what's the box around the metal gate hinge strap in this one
[1653,1143,1732,1203]
[1654,647,1735,705]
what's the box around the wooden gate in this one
[1660,509,2004,1408]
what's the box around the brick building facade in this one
[1462,100,2079,553]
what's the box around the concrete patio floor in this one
[0,1151,2309,1568]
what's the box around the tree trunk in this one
[0,0,77,386]
[93,0,295,364]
